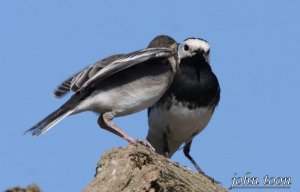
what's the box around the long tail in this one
[25,96,78,136]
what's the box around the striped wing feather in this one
[54,48,175,97]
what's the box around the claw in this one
[136,139,155,151]
[202,173,220,185]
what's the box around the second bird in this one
[147,38,220,179]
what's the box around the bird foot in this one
[136,139,156,151]
[199,172,220,185]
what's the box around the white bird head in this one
[178,38,210,63]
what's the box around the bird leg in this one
[183,140,204,174]
[98,112,137,145]
[162,132,170,158]
[183,140,219,184]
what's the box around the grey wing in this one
[53,54,124,98]
[53,70,84,98]
[80,47,176,91]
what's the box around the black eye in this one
[184,45,189,51]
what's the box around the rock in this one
[83,144,228,192]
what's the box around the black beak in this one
[196,49,204,54]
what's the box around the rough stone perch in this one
[83,144,228,192]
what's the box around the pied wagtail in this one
[26,35,179,146]
[147,38,220,180]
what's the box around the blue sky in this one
[1,0,299,191]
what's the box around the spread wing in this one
[80,48,175,91]
[54,48,175,97]
[53,54,124,98]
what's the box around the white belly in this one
[73,76,171,116]
[147,101,213,156]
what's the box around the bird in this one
[25,35,179,146]
[147,38,220,180]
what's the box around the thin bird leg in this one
[183,140,205,174]
[183,140,219,184]
[162,132,170,158]
[98,112,137,145]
